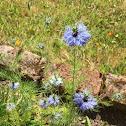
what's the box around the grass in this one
[0,0,126,125]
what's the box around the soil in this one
[72,106,126,126]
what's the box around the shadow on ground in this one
[82,106,126,126]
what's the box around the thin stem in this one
[72,47,76,95]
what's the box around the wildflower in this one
[54,113,62,120]
[95,42,99,46]
[80,95,98,112]
[50,75,63,86]
[40,98,48,108]
[108,32,113,35]
[73,89,97,112]
[46,17,51,24]
[11,39,16,43]
[50,113,62,124]
[48,94,59,105]
[11,24,14,25]
[44,82,52,90]
[15,40,20,45]
[9,3,12,4]
[46,119,49,122]
[38,43,44,49]
[56,6,59,8]
[114,93,122,100]
[78,4,81,7]
[6,103,15,111]
[9,81,19,89]
[62,22,90,46]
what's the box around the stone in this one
[104,73,126,111]
[0,45,46,82]
[0,45,20,66]
[76,69,102,95]
[56,64,72,81]
[19,51,46,81]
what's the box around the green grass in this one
[0,0,126,125]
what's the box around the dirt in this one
[72,106,126,126]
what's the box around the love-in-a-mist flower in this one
[9,81,19,89]
[6,103,15,111]
[73,89,97,112]
[62,22,90,46]
[38,43,44,49]
[50,75,63,86]
[54,113,62,120]
[44,82,52,90]
[46,17,51,24]
[50,113,62,124]
[11,39,16,43]
[48,94,59,105]
[114,93,122,100]
[40,98,48,108]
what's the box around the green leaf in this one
[103,121,107,126]
[101,64,105,74]
[85,116,91,126]
[28,2,31,11]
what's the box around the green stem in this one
[72,47,76,95]
[80,0,81,5]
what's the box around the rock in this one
[56,63,72,81]
[0,45,46,82]
[76,69,102,95]
[104,73,126,111]
[19,51,46,81]
[55,64,102,95]
[0,45,20,66]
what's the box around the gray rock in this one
[0,45,20,66]
[0,45,46,82]
[104,73,126,111]
[19,51,46,81]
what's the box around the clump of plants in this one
[0,0,126,125]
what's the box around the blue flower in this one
[73,89,97,112]
[6,103,15,111]
[62,22,90,46]
[54,113,62,120]
[40,98,48,108]
[80,95,98,112]
[114,93,122,100]
[38,43,44,49]
[50,75,63,86]
[46,17,51,24]
[73,93,84,108]
[9,81,19,89]
[48,94,59,105]
[50,113,62,125]
[44,82,52,90]
[11,39,16,43]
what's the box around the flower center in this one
[72,27,78,37]
[12,82,15,88]
[83,93,89,102]
[83,97,88,102]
